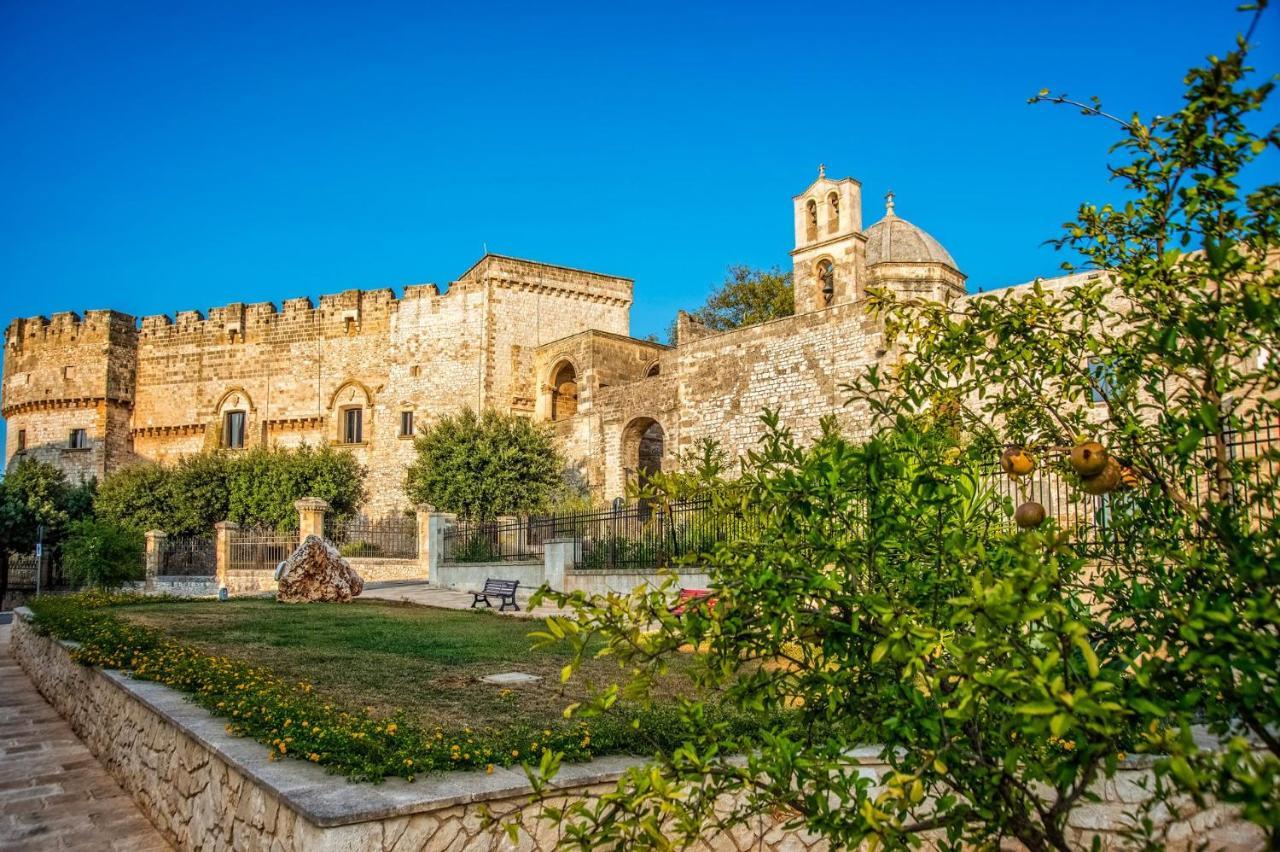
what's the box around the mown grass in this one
[113,597,696,733]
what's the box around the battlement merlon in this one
[5,309,138,352]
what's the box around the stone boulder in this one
[275,535,364,603]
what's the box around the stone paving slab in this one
[0,622,171,851]
[361,581,564,619]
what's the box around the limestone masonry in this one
[1,169,1079,512]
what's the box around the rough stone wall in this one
[2,309,136,481]
[12,613,1265,852]
[3,255,633,514]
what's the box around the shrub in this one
[61,520,144,588]
[405,409,561,521]
[94,463,177,533]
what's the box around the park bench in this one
[670,588,714,616]
[472,578,520,612]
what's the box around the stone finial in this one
[885,190,896,216]
[817,163,826,180]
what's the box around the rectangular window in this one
[16,429,26,452]
[223,411,246,449]
[69,428,87,449]
[343,407,363,444]
[400,411,414,437]
[1087,357,1116,405]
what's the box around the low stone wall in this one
[345,557,427,583]
[124,577,219,597]
[434,560,544,592]
[10,609,1265,851]
[565,568,712,597]
[222,569,278,596]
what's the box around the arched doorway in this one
[550,361,578,421]
[622,416,665,492]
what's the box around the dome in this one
[864,194,958,269]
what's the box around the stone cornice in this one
[2,396,130,418]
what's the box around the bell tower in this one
[790,165,868,315]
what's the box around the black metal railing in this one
[228,528,296,572]
[159,535,216,576]
[442,518,544,563]
[568,500,751,571]
[325,515,418,559]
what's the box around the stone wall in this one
[3,255,633,513]
[11,610,1264,851]
[344,557,427,583]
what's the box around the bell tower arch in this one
[790,165,868,315]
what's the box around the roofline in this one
[456,252,634,284]
[792,175,861,201]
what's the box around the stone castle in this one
[1,169,1080,512]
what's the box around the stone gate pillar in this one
[214,521,238,592]
[415,505,432,578]
[294,498,330,544]
[543,538,581,592]
[426,513,453,579]
[144,530,166,592]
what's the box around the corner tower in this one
[790,165,867,315]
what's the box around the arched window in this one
[645,362,661,378]
[551,361,578,421]
[818,259,835,306]
[330,382,372,445]
[805,199,818,241]
[827,192,840,234]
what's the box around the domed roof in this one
[864,193,958,269]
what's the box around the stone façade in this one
[2,169,1077,513]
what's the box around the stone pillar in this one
[543,538,581,592]
[294,498,330,545]
[426,513,453,579]
[415,505,432,578]
[214,521,238,592]
[496,515,527,558]
[144,530,166,592]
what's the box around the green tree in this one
[61,519,144,588]
[226,444,366,530]
[526,9,1279,848]
[94,463,175,533]
[0,459,88,604]
[404,408,561,521]
[688,265,794,332]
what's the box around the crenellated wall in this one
[3,255,633,509]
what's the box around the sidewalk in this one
[0,620,171,851]
[361,581,563,619]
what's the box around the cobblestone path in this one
[0,622,171,851]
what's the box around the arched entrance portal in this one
[621,416,666,494]
[550,362,578,421]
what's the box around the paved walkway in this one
[362,581,564,619]
[0,622,171,851]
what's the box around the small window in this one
[343,407,364,444]
[400,410,414,437]
[1088,358,1117,404]
[223,411,246,449]
[63,365,75,380]
[68,428,87,449]
[646,362,661,378]
[16,429,26,452]
[344,317,357,335]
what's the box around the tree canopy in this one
[686,265,794,333]
[404,408,562,521]
[527,9,1279,849]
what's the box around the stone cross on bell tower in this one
[789,166,868,315]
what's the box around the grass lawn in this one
[114,597,695,734]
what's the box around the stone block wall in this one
[11,610,1265,851]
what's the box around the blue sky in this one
[1,0,1276,354]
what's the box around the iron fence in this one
[228,528,296,572]
[442,518,543,563]
[569,500,752,571]
[325,515,418,559]
[159,535,216,576]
